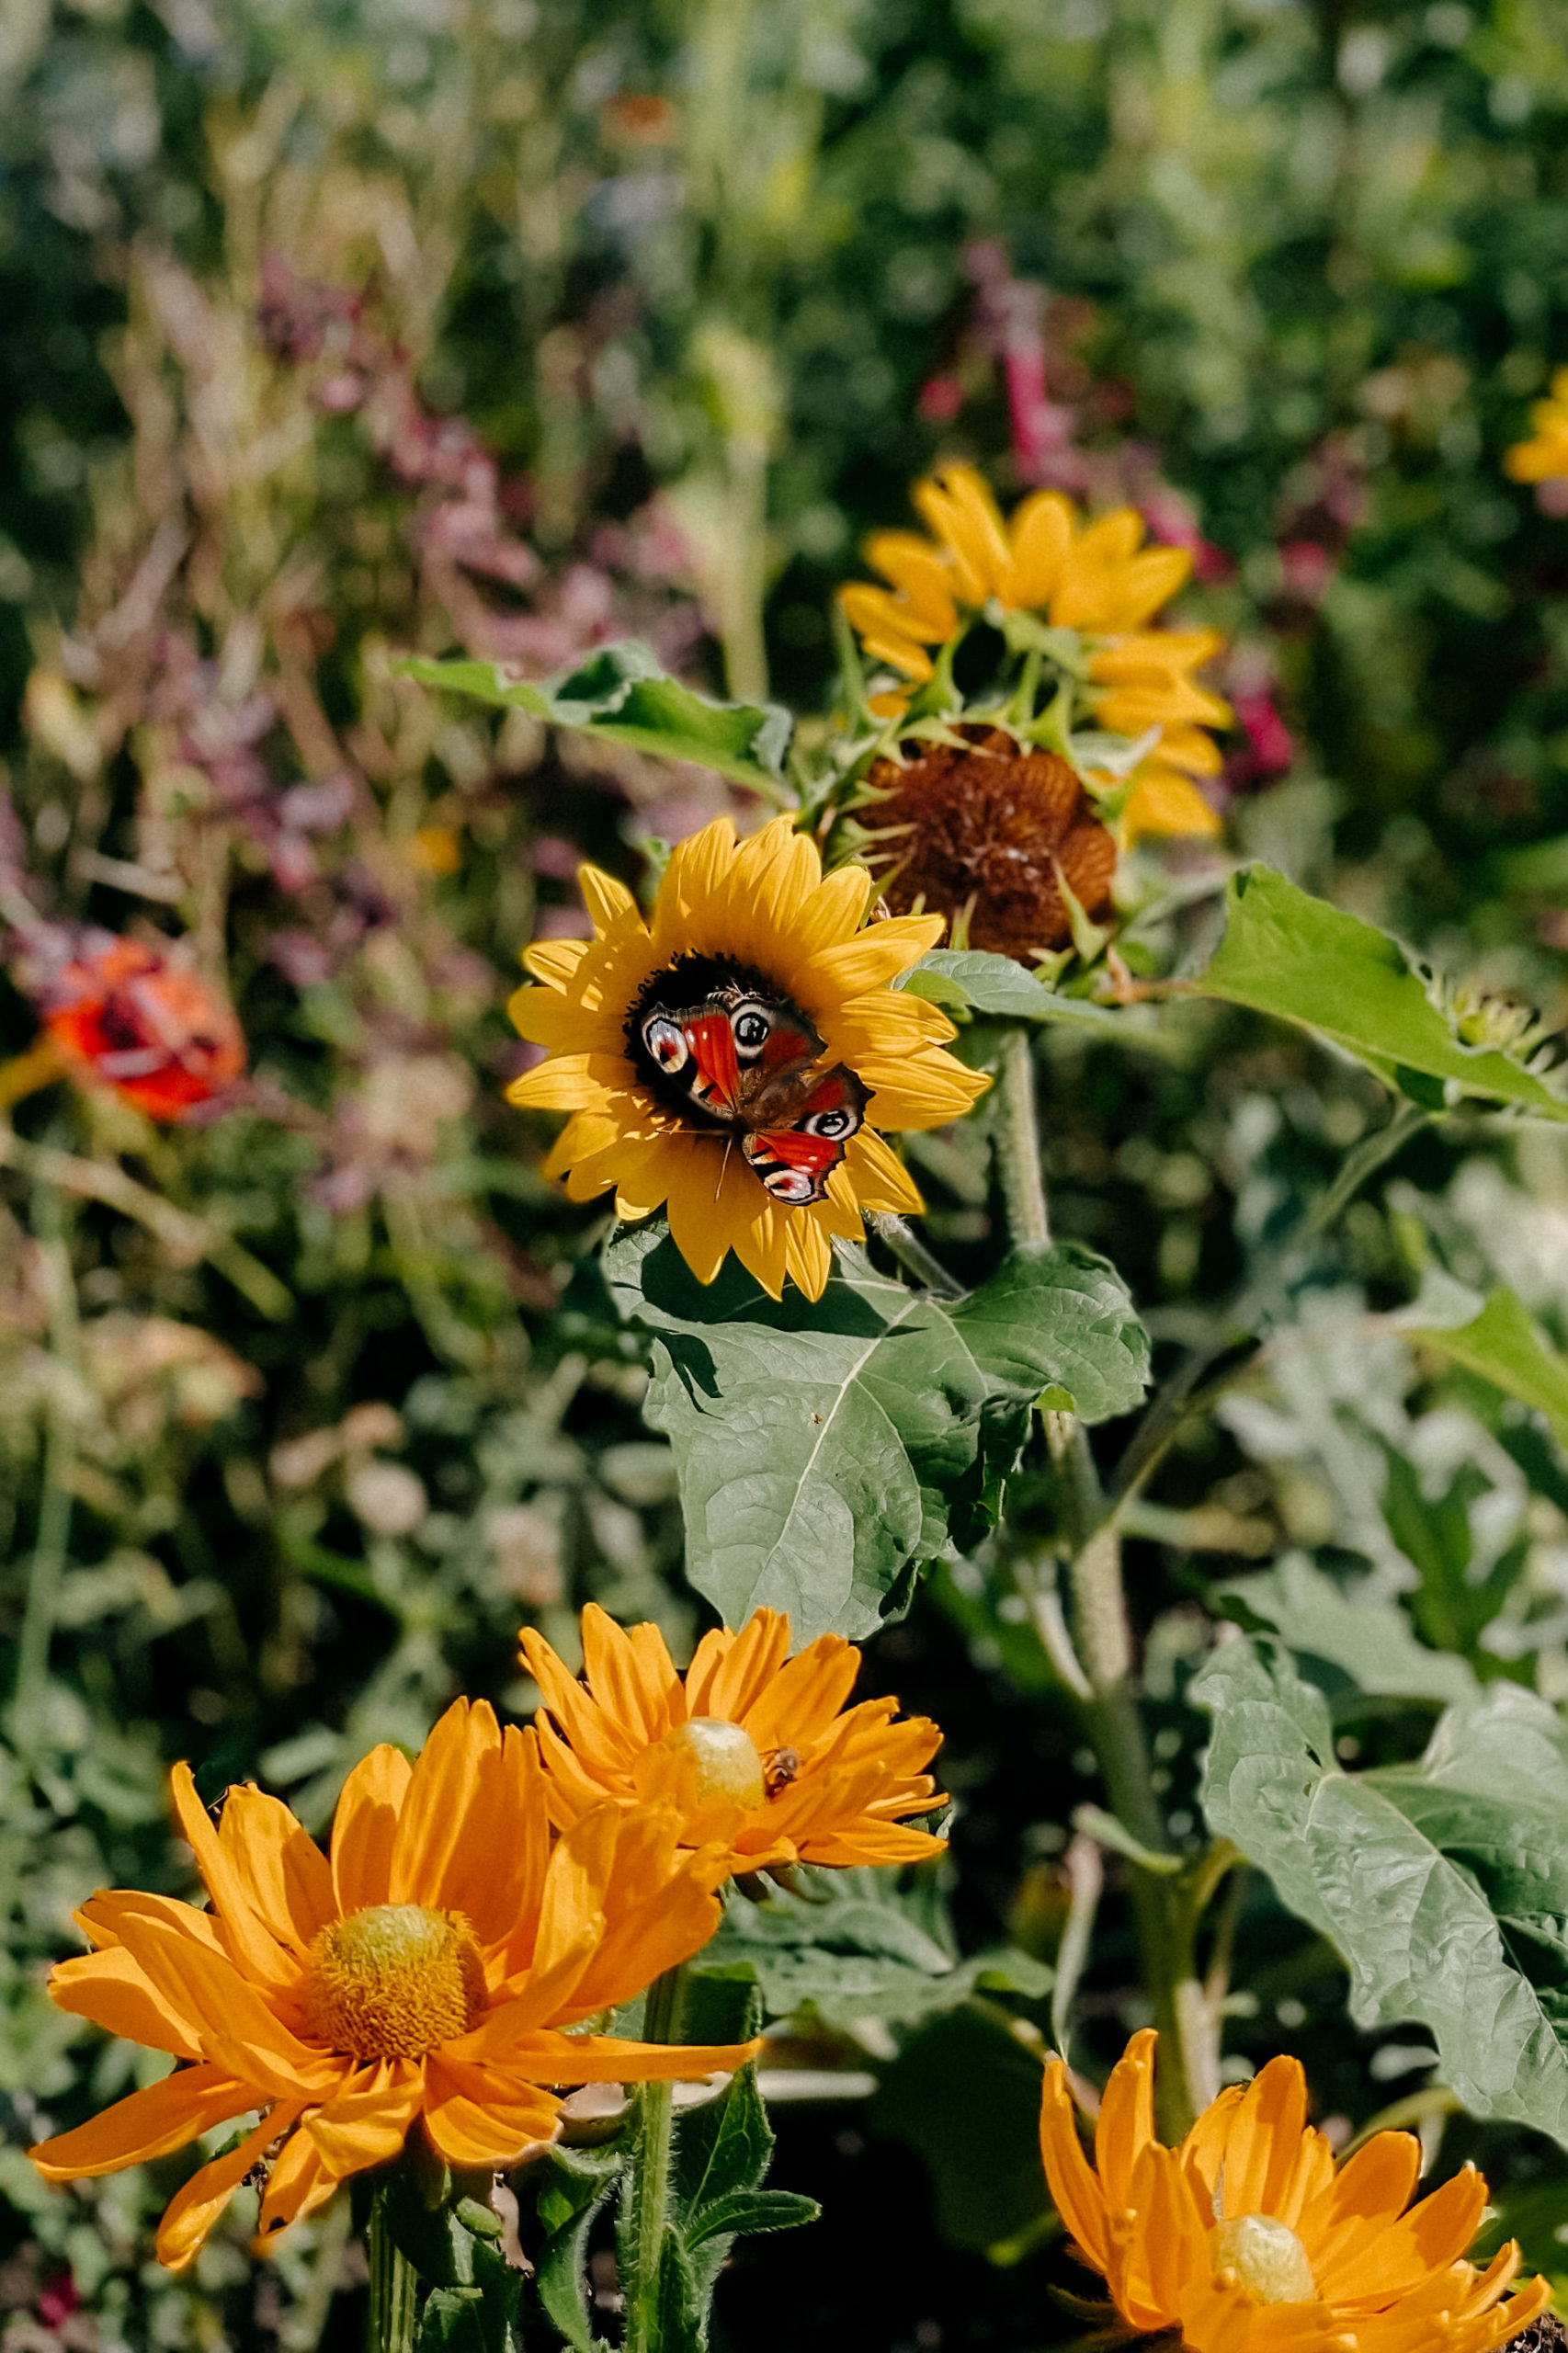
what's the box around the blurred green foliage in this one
[8,1,1568,2347]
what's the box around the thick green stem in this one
[624,1961,686,2353]
[367,2186,418,2353]
[1000,1056,1211,2134]
[869,1211,964,1299]
[994,1029,1051,1247]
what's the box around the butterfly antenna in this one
[714,1134,733,1201]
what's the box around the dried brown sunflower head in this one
[858,725,1118,961]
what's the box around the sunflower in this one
[1040,2029,1551,2353]
[1505,369,1568,494]
[857,725,1118,960]
[837,464,1229,846]
[506,813,989,1302]
[29,1700,755,2270]
[518,1603,946,1879]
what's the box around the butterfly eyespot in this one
[766,1169,817,1204]
[804,1107,853,1140]
[642,1015,688,1070]
[731,1004,772,1055]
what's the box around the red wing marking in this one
[758,1020,818,1076]
[680,1013,741,1114]
[740,1068,867,1206]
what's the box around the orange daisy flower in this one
[29,1700,755,2270]
[518,1604,946,1878]
[1040,2029,1551,2353]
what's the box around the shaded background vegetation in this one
[7,1,1568,2347]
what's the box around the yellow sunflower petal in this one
[1005,490,1074,608]
[863,532,964,628]
[521,938,590,988]
[1120,767,1221,845]
[915,465,1012,604]
[840,1126,923,1214]
[783,1213,833,1299]
[577,864,642,932]
[506,1053,620,1111]
[794,861,876,958]
[802,913,946,1001]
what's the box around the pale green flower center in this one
[1210,2213,1318,2307]
[663,1716,766,1809]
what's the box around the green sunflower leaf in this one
[1403,1283,1568,1449]
[903,948,1135,1035]
[1195,1634,1568,2149]
[393,644,792,792]
[604,1226,1149,1641]
[695,1863,1051,2029]
[1197,864,1568,1120]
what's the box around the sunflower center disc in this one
[1210,2213,1318,2307]
[663,1716,766,1809]
[303,1904,486,2060]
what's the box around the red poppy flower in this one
[37,934,245,1120]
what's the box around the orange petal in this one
[1214,2054,1309,2219]
[114,1914,336,2097]
[305,2060,423,2177]
[1039,2058,1109,2271]
[737,1633,858,1748]
[155,2100,304,2273]
[687,1610,793,1722]
[388,1699,499,1911]
[1096,2026,1159,2210]
[254,2119,343,2251]
[580,1605,682,1745]
[49,1944,205,2062]
[169,1763,301,1990]
[423,2055,563,2168]
[30,2063,252,2180]
[216,1786,335,1962]
[1302,2128,1419,2282]
[329,1743,414,1918]
[1324,2161,1487,2305]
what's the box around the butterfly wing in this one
[641,1006,742,1117]
[640,990,822,1122]
[741,1066,869,1205]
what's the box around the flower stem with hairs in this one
[623,1961,687,2353]
[994,1031,1215,2135]
[367,2185,418,2353]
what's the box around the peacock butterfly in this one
[627,956,867,1206]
